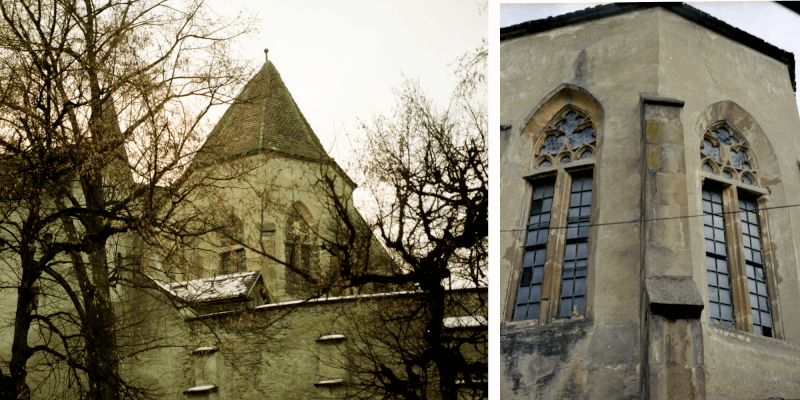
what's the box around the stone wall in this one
[123,287,487,400]
[501,6,800,399]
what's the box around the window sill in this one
[705,321,794,347]
[504,315,587,330]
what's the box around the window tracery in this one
[285,209,312,296]
[700,124,757,186]
[534,108,596,169]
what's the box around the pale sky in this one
[204,0,487,174]
[500,2,800,115]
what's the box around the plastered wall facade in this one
[120,287,487,399]
[501,7,800,399]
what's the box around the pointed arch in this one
[696,101,779,186]
[286,201,315,227]
[696,101,786,339]
[284,201,316,297]
[520,84,604,170]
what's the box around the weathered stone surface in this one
[646,276,704,318]
[502,4,800,399]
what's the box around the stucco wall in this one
[122,288,487,400]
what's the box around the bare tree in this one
[313,43,488,400]
[0,0,257,398]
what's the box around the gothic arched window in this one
[533,107,596,169]
[700,122,774,337]
[509,86,602,325]
[285,208,313,297]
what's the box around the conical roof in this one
[194,61,329,164]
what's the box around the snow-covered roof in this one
[443,316,487,328]
[155,271,259,303]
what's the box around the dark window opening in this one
[221,251,231,274]
[558,176,591,318]
[703,189,735,328]
[740,198,773,337]
[513,181,554,321]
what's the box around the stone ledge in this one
[646,275,704,319]
[641,95,685,108]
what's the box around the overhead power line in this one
[499,201,800,233]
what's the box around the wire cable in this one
[499,201,800,233]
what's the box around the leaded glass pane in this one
[516,287,530,304]
[703,188,735,328]
[731,150,749,168]
[541,111,596,156]
[514,181,556,321]
[712,127,738,145]
[739,198,773,337]
[558,174,592,318]
[702,139,720,163]
[559,299,573,318]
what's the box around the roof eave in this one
[500,2,796,93]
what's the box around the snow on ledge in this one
[443,316,487,328]
[314,378,344,387]
[192,346,218,354]
[317,334,346,342]
[183,384,218,394]
[254,290,420,311]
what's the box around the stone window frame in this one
[220,247,246,274]
[506,159,596,325]
[284,204,317,297]
[699,172,784,339]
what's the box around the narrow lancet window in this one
[558,176,591,318]
[514,182,554,321]
[703,189,734,328]
[739,199,773,336]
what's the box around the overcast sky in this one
[203,0,487,173]
[500,2,800,115]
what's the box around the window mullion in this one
[756,198,782,339]
[541,172,572,323]
[722,186,753,332]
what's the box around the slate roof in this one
[156,271,260,303]
[194,61,330,165]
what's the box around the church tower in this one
[181,53,359,303]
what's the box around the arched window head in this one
[534,106,596,169]
[285,207,314,297]
[221,213,244,243]
[700,123,758,186]
[286,209,311,243]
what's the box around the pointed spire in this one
[194,60,329,165]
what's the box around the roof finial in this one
[264,48,269,62]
